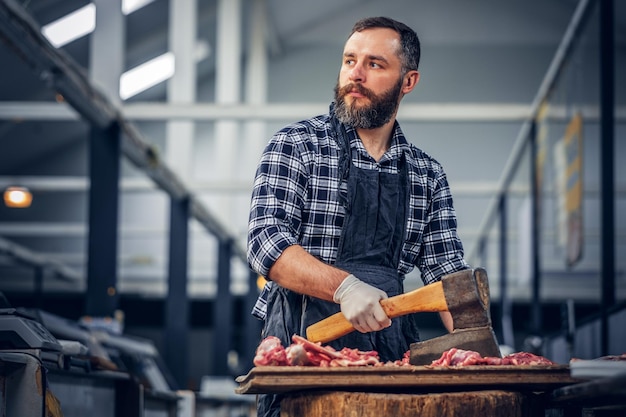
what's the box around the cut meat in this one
[291,334,382,367]
[253,335,397,367]
[254,340,557,368]
[501,351,555,366]
[285,343,310,366]
[253,336,289,366]
[430,348,555,367]
[388,350,413,367]
[430,348,484,366]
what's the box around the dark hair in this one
[349,17,421,73]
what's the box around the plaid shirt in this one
[248,110,469,319]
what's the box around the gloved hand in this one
[333,274,392,333]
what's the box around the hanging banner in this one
[561,113,584,267]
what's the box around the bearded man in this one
[247,16,470,417]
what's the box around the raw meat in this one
[430,348,483,366]
[285,343,309,366]
[430,348,555,367]
[253,339,556,368]
[253,336,289,366]
[253,335,394,367]
[502,351,555,366]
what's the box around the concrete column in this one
[163,0,197,388]
[241,0,268,369]
[214,0,242,226]
[90,0,124,104]
[166,0,197,182]
[243,0,269,175]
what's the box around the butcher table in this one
[235,365,580,417]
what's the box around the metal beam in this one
[0,176,252,192]
[0,236,80,282]
[0,1,116,128]
[0,0,245,262]
[4,176,626,197]
[2,101,626,122]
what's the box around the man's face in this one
[334,28,405,129]
[334,75,403,129]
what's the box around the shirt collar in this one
[342,120,409,162]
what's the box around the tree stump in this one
[281,390,541,417]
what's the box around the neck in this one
[356,120,395,162]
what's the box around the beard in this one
[333,78,403,129]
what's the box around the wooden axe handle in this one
[306,280,448,344]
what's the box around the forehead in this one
[343,27,401,61]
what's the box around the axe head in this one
[409,268,501,365]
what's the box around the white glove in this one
[333,274,391,333]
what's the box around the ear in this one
[402,70,420,94]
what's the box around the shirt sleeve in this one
[251,282,272,320]
[417,167,470,285]
[247,129,309,277]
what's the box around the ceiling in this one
[0,0,624,306]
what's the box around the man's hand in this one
[333,275,392,333]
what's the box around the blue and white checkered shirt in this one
[248,109,469,319]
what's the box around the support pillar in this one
[599,0,615,356]
[529,121,542,336]
[499,195,514,348]
[86,123,121,317]
[164,197,190,389]
[213,239,232,375]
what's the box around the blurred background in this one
[0,0,624,402]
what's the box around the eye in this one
[370,61,382,69]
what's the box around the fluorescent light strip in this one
[119,52,175,100]
[41,4,96,48]
[41,0,155,48]
[122,0,156,15]
[41,0,178,99]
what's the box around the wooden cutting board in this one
[235,365,578,395]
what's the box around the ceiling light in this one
[41,1,154,48]
[4,186,33,208]
[41,4,96,48]
[119,52,175,100]
[122,0,156,15]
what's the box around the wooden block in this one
[281,390,542,417]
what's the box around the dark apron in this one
[301,150,419,360]
[258,145,420,417]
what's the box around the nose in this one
[348,62,365,83]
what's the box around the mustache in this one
[337,83,376,100]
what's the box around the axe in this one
[305,268,501,364]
